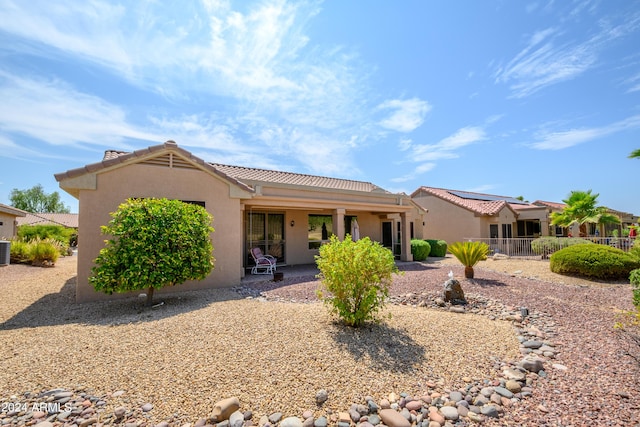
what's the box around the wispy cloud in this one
[378,98,432,132]
[529,114,640,150]
[391,126,487,182]
[0,72,159,148]
[494,9,640,98]
[0,0,430,177]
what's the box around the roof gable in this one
[0,203,28,217]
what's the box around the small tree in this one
[90,198,214,306]
[550,190,620,236]
[10,184,70,213]
[448,241,489,279]
[316,235,399,327]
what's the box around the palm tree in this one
[629,149,640,159]
[550,190,620,236]
[448,241,489,279]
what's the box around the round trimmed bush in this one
[425,239,447,257]
[411,239,431,261]
[550,244,640,280]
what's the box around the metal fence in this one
[464,237,636,260]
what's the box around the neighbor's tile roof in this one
[413,186,524,216]
[17,213,79,228]
[533,200,566,210]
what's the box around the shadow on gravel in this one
[0,275,243,330]
[327,322,426,373]
[397,262,441,272]
[469,278,508,287]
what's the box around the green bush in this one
[9,240,31,264]
[630,245,640,261]
[90,198,215,306]
[316,235,399,327]
[630,269,640,308]
[550,244,640,280]
[30,240,60,265]
[425,239,447,257]
[411,239,431,261]
[531,237,593,257]
[18,225,74,245]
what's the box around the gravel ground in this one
[1,255,639,426]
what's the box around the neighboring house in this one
[534,200,638,237]
[55,141,426,302]
[411,187,550,244]
[0,203,28,239]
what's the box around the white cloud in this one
[412,126,486,162]
[495,11,640,98]
[390,163,436,183]
[398,138,412,151]
[529,114,640,150]
[378,98,432,132]
[0,72,159,148]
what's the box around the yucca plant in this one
[448,241,489,279]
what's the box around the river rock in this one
[443,279,466,304]
[211,397,240,422]
[379,409,411,427]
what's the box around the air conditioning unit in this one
[0,241,10,266]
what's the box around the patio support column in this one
[400,212,413,261]
[333,208,345,240]
[540,218,550,236]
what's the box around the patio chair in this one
[250,247,277,275]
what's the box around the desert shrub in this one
[630,245,640,261]
[90,198,215,306]
[425,239,447,257]
[531,237,593,257]
[411,239,431,261]
[550,244,640,280]
[631,269,640,308]
[9,240,31,263]
[316,235,399,327]
[30,239,60,265]
[448,241,489,279]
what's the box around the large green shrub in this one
[90,198,215,306]
[550,244,640,280]
[425,239,447,257]
[411,239,431,261]
[448,241,489,279]
[531,237,593,257]
[18,225,74,245]
[316,235,399,327]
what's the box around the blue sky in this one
[1,0,639,215]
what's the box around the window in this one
[308,215,332,249]
[502,223,512,238]
[517,220,541,237]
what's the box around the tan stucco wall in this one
[256,209,391,266]
[413,195,482,243]
[75,163,243,302]
[0,213,17,239]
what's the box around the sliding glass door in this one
[246,212,285,266]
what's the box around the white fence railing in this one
[463,237,636,260]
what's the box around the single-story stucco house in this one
[55,141,427,302]
[0,203,27,239]
[411,186,550,244]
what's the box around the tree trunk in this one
[146,287,154,307]
[464,266,474,279]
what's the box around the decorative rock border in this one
[1,287,561,427]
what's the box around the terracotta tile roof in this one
[533,200,566,210]
[17,213,78,228]
[210,163,387,193]
[0,203,28,217]
[412,186,530,216]
[56,141,389,195]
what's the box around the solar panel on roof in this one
[448,190,528,205]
